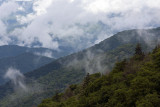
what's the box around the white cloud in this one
[82,0,160,14]
[0,20,6,35]
[15,0,32,1]
[0,1,19,45]
[16,13,35,24]
[0,0,160,50]
[0,1,18,18]
[4,67,27,91]
[18,6,25,11]
[33,0,54,15]
[34,50,53,58]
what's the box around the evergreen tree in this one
[83,73,90,89]
[52,91,60,102]
[135,43,143,55]
[153,44,160,54]
[134,43,145,60]
[81,73,90,96]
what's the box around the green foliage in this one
[39,47,160,107]
[1,28,160,107]
[135,43,143,56]
[82,73,90,89]
[134,43,145,60]
[136,93,160,107]
[152,48,160,70]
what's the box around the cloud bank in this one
[0,0,160,50]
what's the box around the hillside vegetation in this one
[39,44,160,107]
[0,28,160,106]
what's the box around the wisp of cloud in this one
[4,67,28,91]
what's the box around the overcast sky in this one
[0,0,160,50]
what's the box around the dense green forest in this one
[39,44,160,107]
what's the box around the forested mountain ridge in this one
[47,27,160,71]
[39,44,160,107]
[0,27,160,106]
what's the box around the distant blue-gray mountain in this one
[0,45,73,59]
[0,52,54,85]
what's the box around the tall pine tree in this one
[83,73,90,88]
[135,43,143,55]
[81,73,90,96]
[134,43,144,60]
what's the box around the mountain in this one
[51,27,160,71]
[38,46,160,107]
[0,45,73,59]
[0,52,54,85]
[0,27,160,106]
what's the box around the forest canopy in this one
[39,44,160,107]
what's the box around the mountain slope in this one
[0,53,53,85]
[0,27,160,106]
[90,27,160,53]
[39,45,160,107]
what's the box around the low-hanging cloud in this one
[34,50,54,58]
[66,49,108,74]
[3,67,45,106]
[4,67,28,91]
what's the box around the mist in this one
[4,67,28,91]
[34,50,54,58]
[2,67,44,106]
